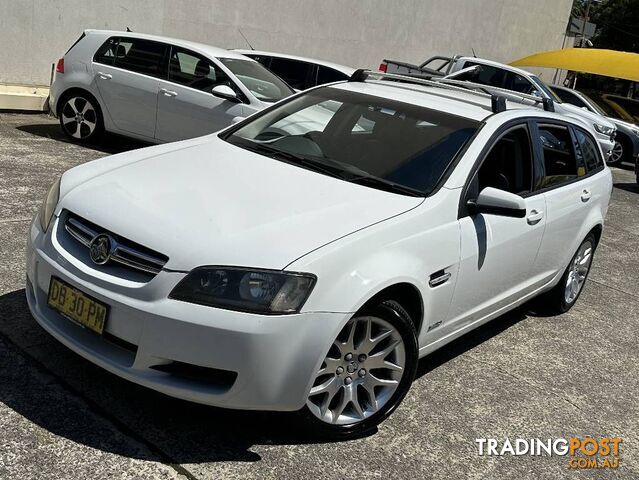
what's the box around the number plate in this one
[47,277,108,334]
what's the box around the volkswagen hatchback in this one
[27,71,612,437]
[50,30,294,143]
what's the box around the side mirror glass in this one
[468,187,526,218]
[212,85,239,102]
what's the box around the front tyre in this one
[303,300,418,438]
[59,94,103,143]
[533,233,596,315]
[607,140,624,166]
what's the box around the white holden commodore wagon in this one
[49,30,294,143]
[27,70,612,437]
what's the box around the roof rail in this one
[347,69,556,113]
[436,78,555,111]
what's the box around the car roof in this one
[327,80,567,124]
[457,57,535,78]
[232,49,356,76]
[85,29,250,61]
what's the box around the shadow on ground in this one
[0,288,526,464]
[614,181,639,194]
[16,123,150,155]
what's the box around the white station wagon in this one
[27,70,612,437]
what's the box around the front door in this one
[155,47,245,142]
[446,123,547,330]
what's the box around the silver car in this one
[50,30,294,143]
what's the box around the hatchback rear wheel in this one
[303,300,418,438]
[59,94,103,143]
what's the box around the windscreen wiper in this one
[238,142,347,179]
[348,175,426,197]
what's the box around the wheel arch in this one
[356,282,424,336]
[56,87,104,118]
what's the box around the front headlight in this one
[169,267,316,314]
[39,177,61,232]
[593,123,615,136]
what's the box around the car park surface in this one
[1,112,639,478]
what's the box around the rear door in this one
[532,121,593,279]
[155,47,246,142]
[446,122,546,330]
[92,37,166,139]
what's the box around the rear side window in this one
[317,66,348,85]
[537,124,585,189]
[268,58,314,89]
[94,37,166,78]
[574,128,603,172]
[94,38,118,65]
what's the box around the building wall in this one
[0,0,573,86]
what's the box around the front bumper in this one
[25,215,348,411]
[598,136,615,158]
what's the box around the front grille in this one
[63,211,168,276]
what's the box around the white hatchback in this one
[27,70,612,437]
[49,30,294,143]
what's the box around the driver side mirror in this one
[212,85,240,103]
[467,187,526,218]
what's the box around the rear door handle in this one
[97,72,112,80]
[160,87,178,97]
[526,209,544,225]
[581,189,592,202]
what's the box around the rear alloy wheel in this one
[532,233,596,315]
[304,300,417,437]
[563,238,594,305]
[59,95,102,143]
[607,140,624,166]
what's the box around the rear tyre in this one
[59,93,103,143]
[302,300,418,438]
[532,233,597,315]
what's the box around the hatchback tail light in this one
[56,58,65,74]
[378,62,388,73]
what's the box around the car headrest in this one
[194,59,210,77]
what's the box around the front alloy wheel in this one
[304,300,417,437]
[608,140,623,165]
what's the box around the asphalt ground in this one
[1,112,638,479]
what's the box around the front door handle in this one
[160,87,178,97]
[526,209,544,225]
[97,72,112,80]
[581,189,592,202]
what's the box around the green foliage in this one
[590,0,639,52]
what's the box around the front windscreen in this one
[224,87,480,196]
[218,58,294,103]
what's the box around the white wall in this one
[0,0,573,86]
